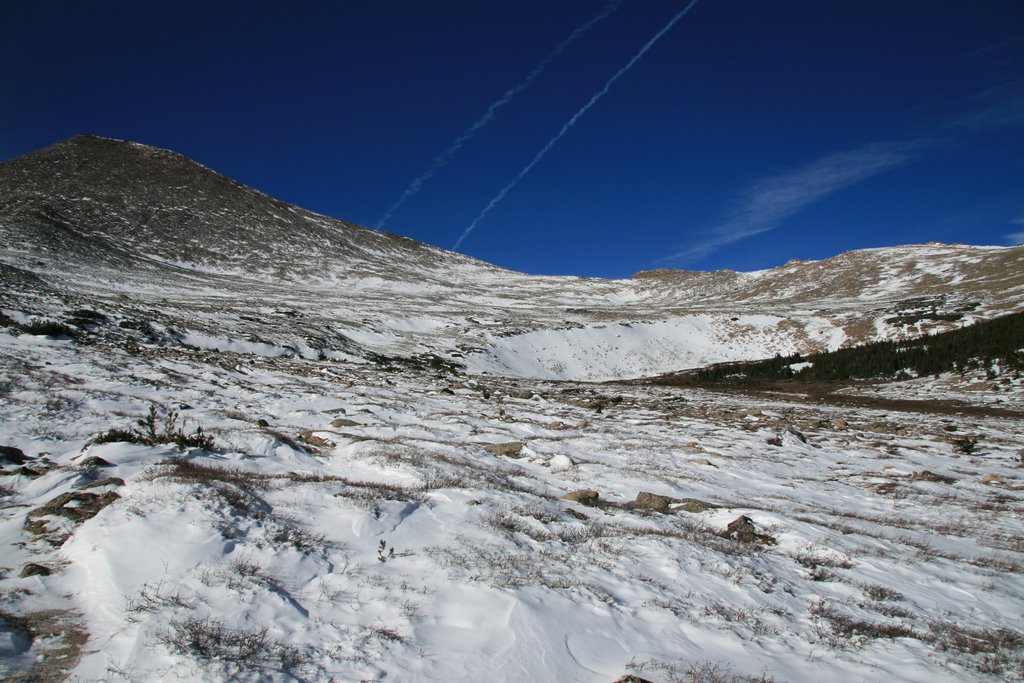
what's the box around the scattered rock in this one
[483,441,524,456]
[511,389,534,400]
[831,418,848,430]
[718,515,776,545]
[980,473,1002,485]
[692,457,715,467]
[912,470,956,484]
[634,491,717,513]
[675,498,719,513]
[14,466,42,478]
[562,489,600,506]
[19,563,51,578]
[330,418,359,428]
[565,508,588,520]
[298,430,336,448]
[79,476,125,490]
[613,676,654,683]
[26,490,121,543]
[634,491,681,513]
[77,456,113,469]
[786,427,807,443]
[256,418,270,427]
[0,445,29,465]
[449,382,466,390]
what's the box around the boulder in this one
[634,491,680,513]
[80,477,125,490]
[20,563,51,578]
[483,442,524,456]
[634,491,717,513]
[718,515,776,545]
[676,498,719,513]
[912,470,955,484]
[562,489,600,506]
[298,430,336,448]
[330,418,359,428]
[77,455,113,469]
[786,427,807,443]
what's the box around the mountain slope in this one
[2,135,1023,381]
[0,134,483,279]
[1,136,1022,683]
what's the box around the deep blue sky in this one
[2,1,1022,277]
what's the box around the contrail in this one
[374,0,622,230]
[455,0,700,250]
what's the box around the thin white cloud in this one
[949,97,1024,130]
[1008,216,1024,245]
[657,140,925,265]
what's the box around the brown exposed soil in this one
[636,376,1024,419]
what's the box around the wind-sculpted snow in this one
[0,328,1021,681]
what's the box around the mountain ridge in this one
[2,134,1023,381]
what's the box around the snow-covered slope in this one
[1,324,1022,682]
[1,135,1023,683]
[2,135,1023,383]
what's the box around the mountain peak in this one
[0,135,477,280]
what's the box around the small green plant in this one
[90,405,214,450]
[377,539,395,562]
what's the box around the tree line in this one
[692,310,1023,384]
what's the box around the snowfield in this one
[1,328,1022,682]
[464,315,846,381]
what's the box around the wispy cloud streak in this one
[374,1,622,230]
[1008,217,1024,245]
[455,0,701,250]
[658,140,925,264]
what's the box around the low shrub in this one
[19,320,77,339]
[158,617,306,672]
[90,405,214,450]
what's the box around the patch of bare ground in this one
[0,608,88,682]
[639,377,1024,419]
